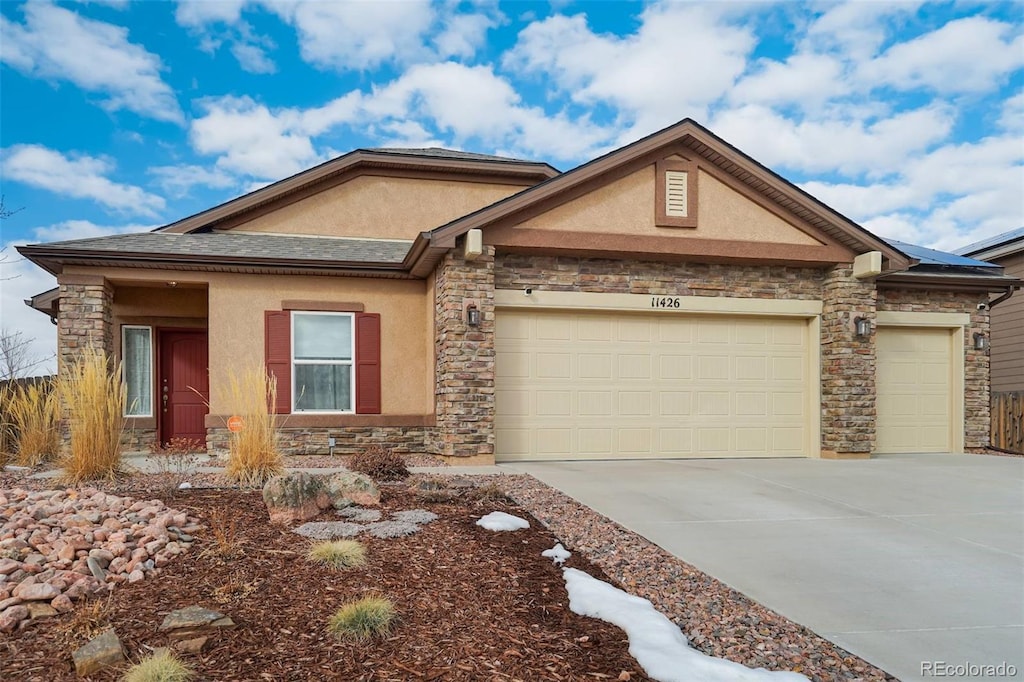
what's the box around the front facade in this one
[21,121,1021,462]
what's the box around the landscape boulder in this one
[72,628,124,676]
[262,473,331,525]
[324,471,380,508]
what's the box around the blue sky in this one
[1,0,1022,371]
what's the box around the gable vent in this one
[665,170,689,217]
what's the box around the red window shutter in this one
[355,313,381,414]
[264,310,291,415]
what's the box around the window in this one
[122,326,152,417]
[291,312,353,412]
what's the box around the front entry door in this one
[158,330,209,445]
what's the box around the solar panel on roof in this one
[884,239,1002,268]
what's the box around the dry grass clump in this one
[222,365,283,486]
[307,540,367,570]
[348,445,409,481]
[328,596,395,641]
[199,508,240,560]
[56,349,126,482]
[122,649,194,682]
[54,596,113,649]
[467,482,509,503]
[2,380,60,466]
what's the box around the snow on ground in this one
[562,568,809,682]
[476,511,530,531]
[542,543,571,565]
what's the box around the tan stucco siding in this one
[515,167,821,245]
[208,274,431,415]
[66,266,433,416]
[236,176,528,240]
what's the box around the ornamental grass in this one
[55,349,126,482]
[3,379,60,466]
[222,365,283,486]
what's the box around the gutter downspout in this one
[988,286,1016,308]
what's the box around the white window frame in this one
[122,325,153,418]
[291,311,355,414]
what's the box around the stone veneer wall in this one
[877,288,991,449]
[432,246,496,459]
[57,277,114,368]
[820,266,877,456]
[207,425,430,456]
[121,427,158,453]
[495,255,826,298]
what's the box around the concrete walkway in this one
[501,454,1024,682]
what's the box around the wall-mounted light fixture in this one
[466,303,481,327]
[854,316,871,337]
[973,333,988,351]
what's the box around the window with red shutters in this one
[355,313,381,414]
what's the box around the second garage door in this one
[495,310,814,461]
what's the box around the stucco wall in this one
[236,175,528,240]
[516,167,821,245]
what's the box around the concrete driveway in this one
[501,454,1024,681]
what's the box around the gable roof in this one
[408,118,912,275]
[157,147,559,235]
[954,227,1024,261]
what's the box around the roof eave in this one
[428,118,911,271]
[876,271,1023,293]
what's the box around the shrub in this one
[56,349,126,483]
[467,482,509,504]
[147,437,203,495]
[222,365,283,487]
[307,540,367,570]
[5,380,60,466]
[348,445,409,481]
[122,649,194,682]
[328,596,395,641]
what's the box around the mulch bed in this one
[3,485,653,681]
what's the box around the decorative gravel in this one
[362,520,422,538]
[480,473,895,681]
[391,509,438,525]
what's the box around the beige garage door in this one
[495,310,812,461]
[876,327,954,453]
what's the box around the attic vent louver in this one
[665,170,689,217]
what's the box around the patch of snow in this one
[542,543,571,565]
[562,568,809,682]
[178,482,192,489]
[476,511,530,532]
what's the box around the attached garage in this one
[494,295,821,461]
[875,314,966,454]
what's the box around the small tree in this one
[0,329,53,381]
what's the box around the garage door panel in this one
[496,310,811,461]
[876,327,953,453]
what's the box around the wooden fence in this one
[991,391,1024,454]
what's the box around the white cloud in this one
[999,92,1024,133]
[802,1,925,61]
[1,144,166,217]
[730,53,847,108]
[148,164,239,198]
[174,0,246,27]
[0,3,183,123]
[858,17,1024,94]
[29,220,157,243]
[268,0,436,70]
[175,2,276,74]
[189,96,328,179]
[230,36,276,74]
[504,3,756,135]
[432,10,502,59]
[711,104,954,176]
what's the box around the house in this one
[18,119,1023,463]
[955,228,1024,393]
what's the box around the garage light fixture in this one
[973,333,988,351]
[854,316,871,337]
[466,303,481,327]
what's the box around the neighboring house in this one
[18,119,1023,463]
[955,228,1024,393]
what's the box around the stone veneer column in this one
[433,245,495,460]
[964,306,990,450]
[57,274,114,369]
[820,265,877,457]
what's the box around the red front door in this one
[158,330,210,446]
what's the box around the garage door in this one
[876,327,954,453]
[495,310,812,461]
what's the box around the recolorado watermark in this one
[922,661,1018,677]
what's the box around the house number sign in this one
[650,296,682,309]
